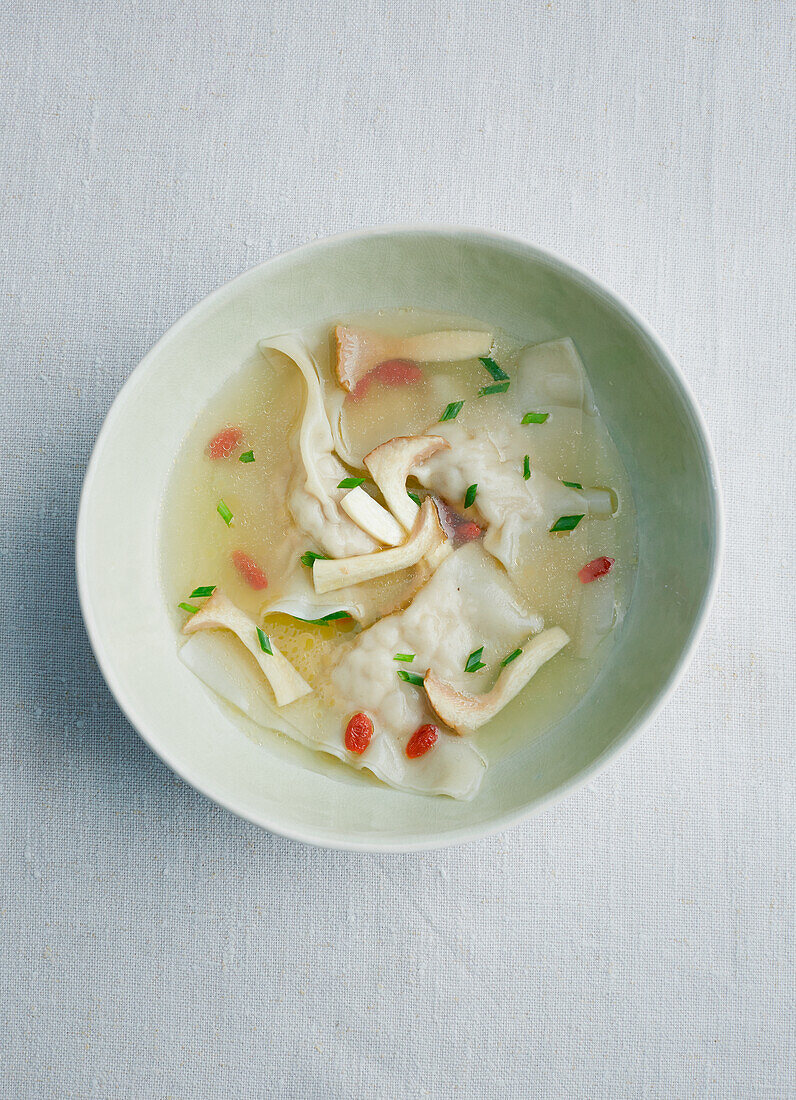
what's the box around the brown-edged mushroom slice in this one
[312,498,445,594]
[183,589,312,707]
[424,626,570,734]
[333,326,494,392]
[364,434,450,531]
[339,485,405,546]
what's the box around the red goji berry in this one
[455,521,482,543]
[373,359,424,386]
[578,556,615,584]
[231,550,269,590]
[345,712,374,754]
[406,724,439,759]
[207,426,243,459]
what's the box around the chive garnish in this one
[217,499,233,526]
[479,356,509,381]
[338,477,365,489]
[292,611,352,625]
[522,411,549,424]
[256,626,273,654]
[479,381,510,396]
[393,653,415,663]
[561,479,583,490]
[239,450,255,463]
[407,490,421,506]
[464,647,486,673]
[550,514,585,533]
[178,602,199,614]
[464,484,478,509]
[439,401,464,422]
[523,455,531,480]
[301,550,328,568]
[189,585,216,599]
[397,669,425,687]
[501,648,522,667]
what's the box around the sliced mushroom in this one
[424,626,569,734]
[183,589,312,707]
[340,485,405,546]
[333,326,494,392]
[312,498,445,594]
[364,435,450,531]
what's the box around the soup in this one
[160,310,636,799]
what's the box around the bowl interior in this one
[77,228,720,849]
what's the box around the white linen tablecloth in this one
[1,2,793,1097]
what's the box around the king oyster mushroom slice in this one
[333,325,494,392]
[424,626,570,734]
[312,498,445,594]
[182,589,312,707]
[340,485,405,546]
[364,434,450,532]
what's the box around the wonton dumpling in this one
[180,626,485,800]
[414,421,586,570]
[260,335,378,558]
[326,545,543,789]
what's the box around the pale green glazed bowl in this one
[76,226,722,851]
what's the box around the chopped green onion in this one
[561,479,583,490]
[550,514,585,533]
[439,400,464,422]
[393,653,415,663]
[301,550,328,568]
[239,450,255,463]
[523,455,531,480]
[189,585,216,599]
[178,602,199,614]
[501,648,522,667]
[464,646,486,673]
[338,476,365,489]
[407,489,421,507]
[397,669,425,687]
[464,484,478,509]
[256,626,273,654]
[217,499,233,526]
[479,356,509,381]
[522,411,549,424]
[292,611,352,625]
[478,381,510,396]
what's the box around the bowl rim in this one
[75,223,724,852]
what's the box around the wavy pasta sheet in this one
[180,628,486,800]
[324,544,542,795]
[414,421,586,570]
[260,335,377,558]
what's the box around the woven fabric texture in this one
[0,1,793,1097]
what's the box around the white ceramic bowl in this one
[76,226,722,851]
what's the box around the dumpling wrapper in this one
[424,626,570,734]
[333,325,494,392]
[183,589,311,707]
[414,420,588,570]
[515,337,595,414]
[179,631,485,801]
[326,545,542,794]
[259,335,378,558]
[570,572,620,659]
